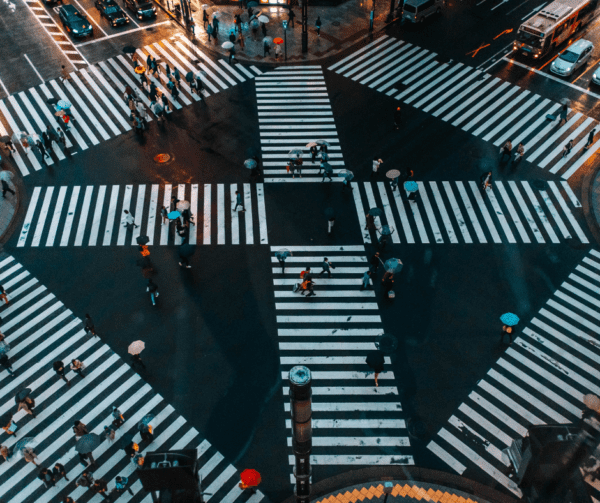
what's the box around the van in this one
[402,0,443,23]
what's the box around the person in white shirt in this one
[123,210,138,229]
[371,158,383,178]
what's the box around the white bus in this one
[514,0,600,58]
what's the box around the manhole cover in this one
[332,21,340,26]
[154,153,171,163]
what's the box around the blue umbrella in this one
[384,258,403,273]
[139,413,154,428]
[369,208,383,217]
[500,313,519,326]
[275,248,291,260]
[380,225,394,236]
[244,158,257,169]
[57,100,71,110]
[168,210,181,220]
[338,170,354,181]
[0,340,9,356]
[320,151,329,161]
[321,162,333,173]
[404,181,418,192]
[13,437,36,453]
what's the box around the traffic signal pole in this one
[289,366,312,503]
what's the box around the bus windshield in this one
[517,29,543,47]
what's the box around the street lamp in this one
[301,0,308,53]
[382,482,394,503]
[289,366,312,503]
[283,19,288,61]
[386,0,396,22]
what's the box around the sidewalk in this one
[0,164,19,243]
[155,0,395,66]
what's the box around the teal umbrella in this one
[500,313,519,326]
[338,170,354,181]
[275,248,291,260]
[404,181,418,192]
[384,258,403,273]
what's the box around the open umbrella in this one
[0,171,11,182]
[185,71,193,83]
[128,340,145,355]
[14,388,31,404]
[46,98,59,106]
[324,207,335,218]
[258,15,269,22]
[500,313,519,326]
[57,100,71,110]
[13,437,36,453]
[135,66,146,74]
[244,158,257,169]
[201,3,209,7]
[179,243,195,258]
[168,210,181,220]
[0,412,13,428]
[275,248,291,261]
[384,258,403,273]
[386,169,400,179]
[139,413,155,427]
[76,433,102,454]
[263,36,273,44]
[404,181,418,192]
[176,200,190,211]
[0,340,9,356]
[376,333,398,354]
[288,148,302,159]
[274,37,284,44]
[241,468,261,486]
[136,235,150,245]
[369,208,383,217]
[306,141,318,148]
[321,162,333,173]
[380,225,394,236]
[320,151,329,161]
[584,394,600,413]
[123,45,137,54]
[338,170,354,181]
[316,139,330,147]
[366,350,385,373]
[222,41,234,49]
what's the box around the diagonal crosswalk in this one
[427,248,600,500]
[0,253,266,503]
[0,34,262,177]
[330,35,600,180]
[271,245,413,479]
[17,183,269,247]
[257,66,347,183]
[352,179,589,245]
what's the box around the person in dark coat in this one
[38,467,55,488]
[288,7,295,27]
[53,360,70,386]
[585,128,596,150]
[53,462,69,482]
[124,441,138,459]
[202,9,208,27]
[370,252,380,274]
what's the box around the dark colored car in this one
[58,4,93,37]
[123,0,156,20]
[95,0,130,26]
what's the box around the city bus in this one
[514,0,600,58]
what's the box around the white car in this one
[550,39,594,77]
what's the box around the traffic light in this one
[282,20,288,29]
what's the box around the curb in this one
[580,158,600,247]
[0,165,21,246]
[280,467,520,503]
[151,0,397,69]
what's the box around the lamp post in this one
[289,366,312,503]
[386,0,396,22]
[382,482,394,503]
[301,0,308,53]
[283,19,288,61]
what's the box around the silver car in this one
[550,39,594,77]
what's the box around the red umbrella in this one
[240,469,261,487]
[274,37,284,45]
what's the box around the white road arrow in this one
[521,2,546,20]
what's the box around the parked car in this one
[123,0,156,20]
[402,0,443,23]
[95,0,130,26]
[550,39,594,77]
[58,4,93,37]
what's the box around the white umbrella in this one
[212,11,220,17]
[128,340,145,355]
[177,200,190,211]
[201,3,208,7]
[258,15,269,23]
[0,171,13,182]
[222,41,234,49]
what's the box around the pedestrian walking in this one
[36,140,50,162]
[239,32,245,50]
[160,206,169,225]
[53,360,70,386]
[53,462,69,482]
[328,216,335,234]
[73,420,88,438]
[78,451,95,467]
[263,39,271,57]
[42,131,53,152]
[60,65,71,83]
[318,257,335,278]
[0,354,14,376]
[203,8,208,28]
[1,179,14,199]
[562,139,574,158]
[174,67,181,86]
[275,44,281,59]
[114,475,134,496]
[500,324,514,344]
[213,14,219,34]
[124,441,139,459]
[581,128,597,151]
[382,275,394,298]
[365,213,376,231]
[123,209,139,229]
[0,444,12,461]
[39,467,55,488]
[480,171,492,191]
[179,255,192,268]
[0,284,9,305]
[207,22,213,42]
[513,142,524,163]
[229,47,236,64]
[557,104,568,125]
[139,423,154,443]
[2,414,17,436]
[394,106,401,128]
[76,471,94,487]
[92,478,110,500]
[140,72,148,91]
[390,175,399,191]
[500,140,512,161]
[70,358,86,378]
[378,233,388,251]
[360,271,372,291]
[342,178,353,192]
[261,21,267,37]
[147,279,159,307]
[112,406,125,428]
[289,7,295,27]
[161,92,171,113]
[370,252,380,273]
[322,164,333,182]
[315,16,321,35]
[277,254,287,273]
[57,128,68,153]
[84,313,98,337]
[371,157,383,178]
[310,145,318,163]
[23,447,39,466]
[233,190,245,211]
[17,396,36,418]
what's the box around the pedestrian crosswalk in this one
[427,248,600,499]
[0,34,262,177]
[16,183,268,247]
[271,245,413,479]
[0,253,266,503]
[352,179,589,245]
[257,66,347,183]
[330,35,600,180]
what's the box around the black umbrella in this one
[179,243,195,258]
[0,412,12,428]
[46,97,59,106]
[366,350,385,373]
[14,388,31,404]
[324,207,335,218]
[185,71,193,83]
[369,208,384,217]
[136,235,150,245]
[123,45,137,54]
[76,433,102,454]
[376,333,398,354]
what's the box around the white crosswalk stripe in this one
[427,249,600,500]
[16,184,268,247]
[257,66,347,183]
[0,254,265,503]
[271,245,413,476]
[352,180,589,245]
[331,35,600,180]
[0,35,260,177]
